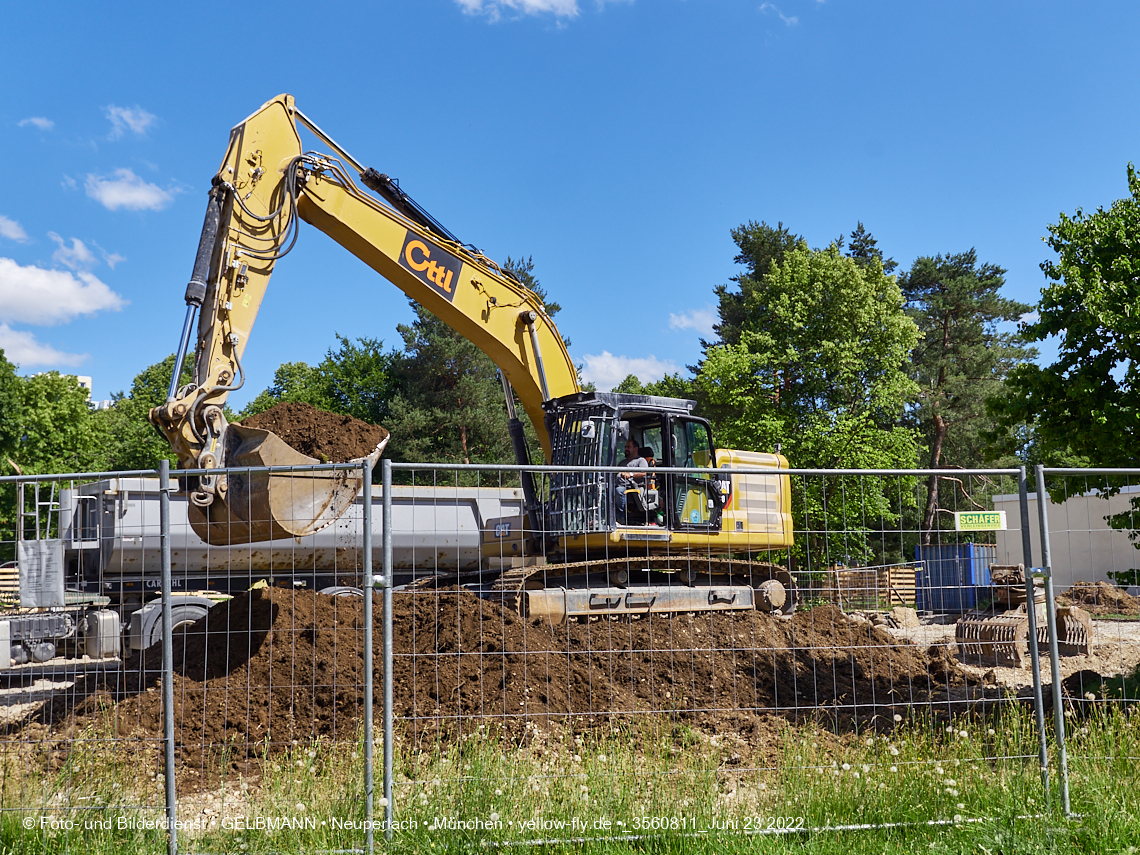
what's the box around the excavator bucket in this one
[955,564,1094,668]
[187,424,388,545]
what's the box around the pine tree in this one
[899,250,1033,543]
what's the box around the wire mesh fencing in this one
[0,469,175,851]
[383,463,1060,845]
[4,461,1126,851]
[1033,467,1140,817]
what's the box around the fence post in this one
[158,460,178,855]
[362,460,374,855]
[1034,464,1072,816]
[382,458,395,840]
[1019,466,1051,799]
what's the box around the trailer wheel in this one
[146,603,210,649]
[129,597,216,652]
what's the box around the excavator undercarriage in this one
[411,558,797,624]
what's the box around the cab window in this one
[670,420,719,527]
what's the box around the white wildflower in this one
[890,765,898,773]
[295,802,306,812]
[893,714,903,723]
[490,812,500,822]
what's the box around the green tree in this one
[609,372,695,400]
[238,256,560,470]
[845,221,898,274]
[91,354,193,472]
[238,336,392,423]
[612,374,646,394]
[994,163,1140,542]
[900,251,1034,542]
[0,350,20,476]
[239,361,332,418]
[0,351,23,560]
[9,372,101,475]
[385,303,514,468]
[708,221,804,350]
[695,242,921,566]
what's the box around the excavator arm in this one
[150,94,579,543]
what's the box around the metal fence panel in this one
[0,462,1082,849]
[1036,468,1140,819]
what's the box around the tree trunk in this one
[921,413,948,546]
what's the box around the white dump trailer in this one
[3,477,523,667]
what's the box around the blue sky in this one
[1,1,1138,406]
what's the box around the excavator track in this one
[451,557,796,623]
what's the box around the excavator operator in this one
[615,438,649,523]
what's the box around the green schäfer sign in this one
[954,511,1006,532]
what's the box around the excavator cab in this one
[540,391,724,537]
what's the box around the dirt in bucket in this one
[239,402,388,462]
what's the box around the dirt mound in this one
[239,402,388,462]
[1059,580,1140,616]
[30,587,962,778]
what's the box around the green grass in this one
[1,704,1139,854]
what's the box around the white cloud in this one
[18,117,54,131]
[759,3,798,25]
[580,350,681,391]
[48,233,98,271]
[0,257,126,325]
[61,175,78,191]
[0,216,29,242]
[85,169,173,211]
[668,307,717,337]
[105,104,157,138]
[0,324,87,367]
[100,249,127,269]
[457,0,579,18]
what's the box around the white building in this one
[993,486,1140,591]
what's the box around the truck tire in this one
[318,586,364,598]
[129,597,215,651]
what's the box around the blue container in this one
[914,543,996,613]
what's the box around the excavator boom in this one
[151,95,578,544]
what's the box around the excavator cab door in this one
[666,418,723,531]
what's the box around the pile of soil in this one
[27,586,963,777]
[1058,580,1140,616]
[239,402,388,463]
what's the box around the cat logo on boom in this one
[399,231,462,302]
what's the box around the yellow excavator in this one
[149,94,795,621]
